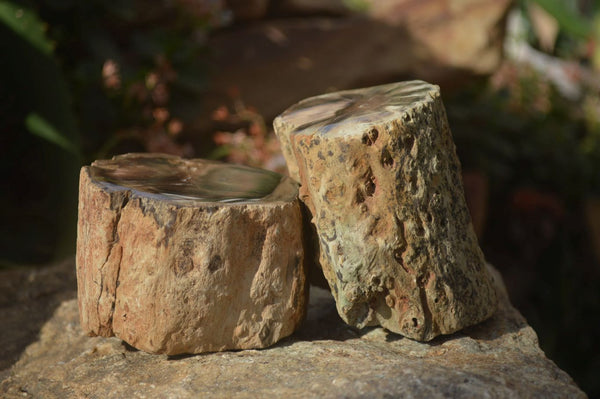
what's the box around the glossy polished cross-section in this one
[90,153,296,204]
[282,80,434,138]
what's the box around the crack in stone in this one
[96,191,130,334]
[106,246,123,331]
[416,273,433,339]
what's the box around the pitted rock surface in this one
[274,81,497,340]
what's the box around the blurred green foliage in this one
[526,0,600,67]
[0,0,598,395]
[448,73,600,397]
[0,0,54,54]
[451,81,599,200]
[530,0,592,39]
[34,0,213,158]
[0,0,216,265]
[447,5,600,389]
[25,113,82,157]
[0,1,81,265]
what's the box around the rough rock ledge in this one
[0,260,586,398]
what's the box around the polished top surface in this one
[89,154,297,204]
[278,80,438,137]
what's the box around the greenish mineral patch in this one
[274,80,498,341]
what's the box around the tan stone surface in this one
[77,153,307,355]
[364,0,510,73]
[0,259,77,380]
[274,81,497,341]
[0,263,586,398]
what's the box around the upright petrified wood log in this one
[274,81,497,341]
[77,153,306,355]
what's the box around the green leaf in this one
[530,0,592,39]
[343,0,370,13]
[0,1,54,55]
[207,145,231,160]
[25,113,81,157]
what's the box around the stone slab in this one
[0,262,586,398]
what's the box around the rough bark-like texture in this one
[0,262,587,398]
[76,153,306,355]
[274,81,497,341]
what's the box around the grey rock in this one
[0,263,586,398]
[274,81,497,341]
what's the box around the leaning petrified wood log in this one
[76,153,307,355]
[274,81,497,341]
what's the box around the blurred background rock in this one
[1,0,599,396]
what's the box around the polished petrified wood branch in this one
[274,81,497,341]
[76,153,307,355]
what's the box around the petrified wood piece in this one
[76,153,306,355]
[274,81,497,341]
